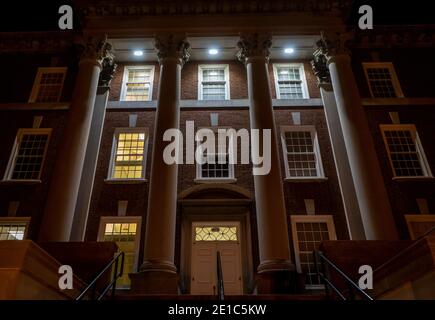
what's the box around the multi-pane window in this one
[29,67,67,103]
[281,126,324,179]
[196,129,234,181]
[121,66,154,101]
[273,64,309,99]
[291,216,336,288]
[380,124,432,177]
[4,128,51,181]
[363,62,404,98]
[0,218,30,240]
[108,129,148,180]
[199,65,229,100]
[98,218,141,289]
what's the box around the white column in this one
[237,33,293,273]
[39,36,114,242]
[313,33,398,240]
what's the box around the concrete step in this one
[115,293,327,301]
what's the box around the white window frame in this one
[120,65,155,101]
[195,127,236,183]
[280,125,325,180]
[29,67,67,103]
[3,128,52,182]
[273,63,309,99]
[106,127,149,182]
[0,217,31,240]
[380,124,432,178]
[290,215,337,289]
[363,62,404,98]
[198,64,230,100]
[97,216,142,288]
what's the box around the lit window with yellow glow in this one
[109,129,148,180]
[121,66,154,101]
[195,226,238,241]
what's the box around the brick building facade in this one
[0,0,434,298]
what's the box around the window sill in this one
[0,179,42,185]
[284,177,328,183]
[392,176,435,182]
[104,178,148,184]
[194,178,237,184]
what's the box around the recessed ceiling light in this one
[208,49,219,55]
[284,48,295,54]
[133,50,144,56]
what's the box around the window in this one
[280,126,324,179]
[380,124,432,177]
[108,128,149,181]
[29,67,67,103]
[363,62,404,98]
[120,66,155,101]
[4,128,51,181]
[290,215,336,289]
[194,226,238,242]
[196,128,235,182]
[98,217,141,289]
[0,217,30,240]
[198,65,230,100]
[273,64,309,99]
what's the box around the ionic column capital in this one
[76,35,114,68]
[154,34,191,67]
[236,32,272,64]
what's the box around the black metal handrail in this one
[216,251,225,301]
[313,250,374,300]
[76,251,125,300]
[374,225,435,274]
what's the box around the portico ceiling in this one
[110,35,320,62]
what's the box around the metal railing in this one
[216,251,225,301]
[76,251,125,300]
[313,250,374,300]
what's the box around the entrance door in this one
[190,222,243,295]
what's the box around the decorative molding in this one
[99,55,117,86]
[76,35,115,65]
[236,33,272,63]
[351,27,435,48]
[311,46,331,86]
[78,0,351,17]
[154,34,191,66]
[0,32,74,53]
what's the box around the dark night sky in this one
[0,0,434,32]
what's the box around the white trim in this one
[280,125,325,180]
[380,124,432,178]
[29,67,67,103]
[290,215,337,289]
[273,63,309,99]
[198,64,230,100]
[120,65,155,101]
[0,217,31,240]
[106,127,149,181]
[3,128,52,182]
[362,62,404,98]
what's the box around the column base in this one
[130,270,178,294]
[256,270,297,294]
[256,259,296,294]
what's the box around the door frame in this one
[180,205,253,294]
[190,221,243,295]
